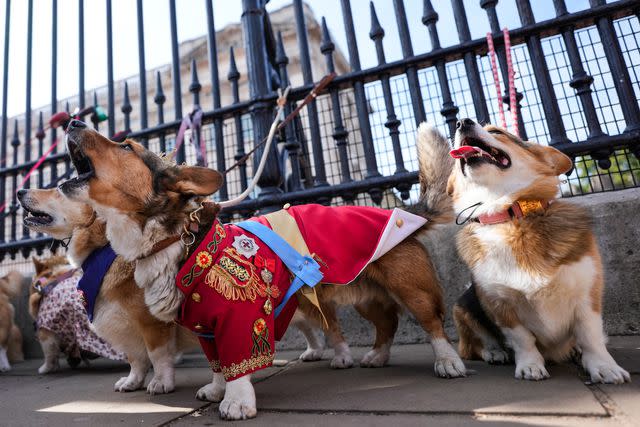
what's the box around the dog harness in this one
[175,204,426,381]
[77,245,117,321]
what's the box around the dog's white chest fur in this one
[472,227,598,344]
[471,227,548,294]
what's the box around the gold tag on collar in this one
[516,200,545,216]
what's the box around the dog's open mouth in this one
[22,205,54,227]
[450,137,511,170]
[66,138,94,182]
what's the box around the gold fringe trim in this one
[221,353,274,380]
[205,247,278,302]
[210,359,221,371]
[206,266,261,302]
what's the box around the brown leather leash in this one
[223,72,336,175]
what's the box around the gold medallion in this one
[263,299,273,315]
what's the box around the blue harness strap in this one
[236,220,323,317]
[77,245,117,322]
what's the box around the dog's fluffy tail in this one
[0,271,24,299]
[408,123,453,226]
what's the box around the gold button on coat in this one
[192,292,201,302]
[396,218,404,227]
[194,324,203,330]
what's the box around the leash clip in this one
[181,203,205,257]
[455,202,483,226]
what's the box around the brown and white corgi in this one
[58,119,465,420]
[0,270,24,372]
[436,118,629,383]
[18,187,198,393]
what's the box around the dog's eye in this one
[488,130,502,135]
[120,144,133,151]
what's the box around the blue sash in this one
[77,245,117,321]
[236,221,323,317]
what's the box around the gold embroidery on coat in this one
[221,353,274,380]
[206,247,281,302]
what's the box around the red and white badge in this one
[232,234,260,258]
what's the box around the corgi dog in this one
[59,119,465,421]
[18,187,198,393]
[437,118,629,384]
[28,255,127,373]
[0,271,24,372]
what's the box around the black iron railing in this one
[0,0,639,260]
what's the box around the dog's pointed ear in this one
[161,166,224,196]
[533,145,573,175]
[32,257,47,275]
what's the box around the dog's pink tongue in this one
[450,145,482,159]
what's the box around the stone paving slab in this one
[599,381,640,423]
[3,340,639,427]
[0,356,282,427]
[255,346,606,416]
[607,336,640,374]
[173,410,617,427]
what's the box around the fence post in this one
[241,0,282,210]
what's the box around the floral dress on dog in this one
[36,274,126,361]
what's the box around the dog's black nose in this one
[67,119,87,131]
[17,189,26,198]
[456,118,475,130]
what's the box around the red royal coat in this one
[175,204,426,381]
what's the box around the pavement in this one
[1,336,639,427]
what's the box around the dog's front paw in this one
[330,353,354,369]
[360,347,390,368]
[299,347,323,362]
[196,382,225,402]
[219,396,257,420]
[114,376,145,392]
[515,362,549,381]
[434,355,467,378]
[218,376,256,421]
[38,361,58,374]
[585,359,630,384]
[481,348,510,365]
[0,361,12,372]
[146,375,175,395]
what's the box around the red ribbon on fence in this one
[0,111,71,213]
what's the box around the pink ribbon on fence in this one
[486,32,507,129]
[171,107,207,167]
[503,28,519,137]
[486,28,519,137]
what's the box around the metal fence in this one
[0,0,639,263]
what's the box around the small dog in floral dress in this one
[29,255,126,374]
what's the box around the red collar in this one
[475,200,551,225]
